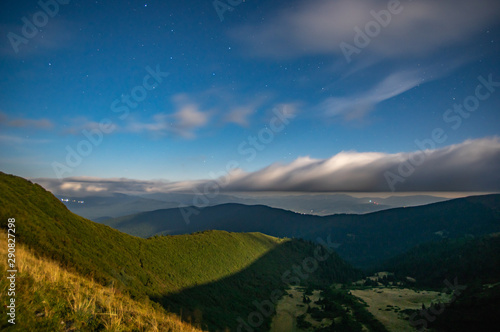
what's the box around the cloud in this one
[59,92,288,139]
[224,106,256,127]
[0,112,54,129]
[184,88,268,128]
[172,104,210,137]
[228,0,493,122]
[222,137,500,192]
[125,92,284,138]
[0,135,52,145]
[59,94,212,139]
[35,138,500,194]
[61,117,114,135]
[34,176,205,196]
[127,95,211,139]
[229,0,500,60]
[318,70,424,120]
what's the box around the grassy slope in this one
[0,172,359,330]
[0,236,203,332]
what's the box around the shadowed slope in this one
[151,236,360,331]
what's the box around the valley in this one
[271,286,331,332]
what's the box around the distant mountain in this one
[104,203,319,238]
[56,193,181,220]
[141,192,449,215]
[56,190,449,222]
[237,193,450,215]
[0,172,359,331]
[104,194,500,269]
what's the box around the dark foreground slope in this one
[427,283,500,332]
[0,172,359,331]
[104,195,500,269]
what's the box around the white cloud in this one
[195,88,268,127]
[34,176,205,196]
[173,105,210,137]
[229,0,496,121]
[224,106,255,127]
[125,92,287,137]
[222,137,500,192]
[319,70,424,120]
[35,137,500,194]
[126,94,211,139]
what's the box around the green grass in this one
[0,236,204,331]
[0,172,360,330]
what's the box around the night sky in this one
[1,0,500,193]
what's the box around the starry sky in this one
[1,0,500,193]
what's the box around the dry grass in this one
[0,235,204,331]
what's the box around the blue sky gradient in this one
[1,0,499,193]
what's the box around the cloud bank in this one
[35,137,500,194]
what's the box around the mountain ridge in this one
[103,194,500,269]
